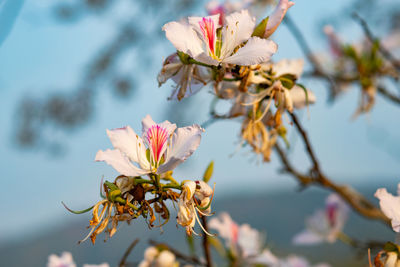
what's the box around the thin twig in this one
[201,216,213,267]
[149,239,204,266]
[119,239,139,267]
[377,86,400,104]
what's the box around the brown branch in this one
[274,113,391,226]
[352,13,400,71]
[377,86,400,104]
[149,239,204,266]
[119,239,139,267]
[201,216,213,267]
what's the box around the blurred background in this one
[1,0,400,266]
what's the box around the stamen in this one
[192,203,215,236]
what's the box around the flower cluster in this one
[64,115,215,243]
[322,25,399,118]
[138,246,179,267]
[159,0,317,161]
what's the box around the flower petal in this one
[95,149,150,177]
[273,59,304,78]
[158,124,204,174]
[162,21,204,58]
[223,37,277,65]
[188,14,220,53]
[221,10,255,58]
[292,229,324,245]
[106,126,149,170]
[290,85,316,109]
[264,0,295,38]
[141,114,177,137]
[375,186,400,232]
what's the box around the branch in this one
[201,216,213,267]
[119,239,139,267]
[149,239,204,266]
[377,86,400,105]
[275,113,391,226]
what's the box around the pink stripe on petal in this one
[199,17,216,55]
[146,125,168,163]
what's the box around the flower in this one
[47,252,76,267]
[163,10,277,66]
[293,193,349,245]
[263,0,295,38]
[177,180,214,236]
[158,53,210,100]
[95,115,204,176]
[138,246,179,267]
[209,212,263,259]
[375,183,400,232]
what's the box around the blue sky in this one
[1,0,399,242]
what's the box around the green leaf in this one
[252,17,269,38]
[279,74,296,89]
[203,161,214,183]
[186,234,196,256]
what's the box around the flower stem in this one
[188,58,215,69]
[162,183,182,190]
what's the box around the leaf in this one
[252,17,269,38]
[279,74,296,89]
[203,161,214,183]
[384,242,400,254]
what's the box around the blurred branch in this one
[149,239,204,266]
[275,113,391,227]
[377,86,400,104]
[352,12,400,71]
[119,239,139,267]
[201,216,213,267]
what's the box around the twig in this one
[201,216,213,267]
[119,239,139,267]
[377,86,400,104]
[149,239,204,266]
[274,113,391,226]
[352,13,400,71]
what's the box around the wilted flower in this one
[138,247,179,267]
[96,115,204,176]
[163,10,277,66]
[177,180,214,236]
[158,53,210,100]
[293,194,349,245]
[375,183,400,232]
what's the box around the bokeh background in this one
[1,0,399,266]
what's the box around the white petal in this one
[292,229,324,245]
[237,224,261,257]
[375,187,400,232]
[47,252,77,267]
[95,149,150,177]
[182,181,197,200]
[162,21,204,58]
[264,0,295,38]
[249,249,279,265]
[144,246,159,262]
[141,114,177,137]
[155,251,176,267]
[221,10,255,58]
[157,124,204,173]
[208,212,237,245]
[290,85,316,109]
[188,14,220,42]
[223,37,277,65]
[193,52,220,66]
[83,264,110,267]
[273,59,304,78]
[106,126,148,168]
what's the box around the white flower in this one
[95,115,204,176]
[290,85,317,109]
[163,10,277,66]
[158,53,210,100]
[47,252,76,267]
[293,194,349,245]
[209,212,262,258]
[263,0,295,38]
[83,264,110,267]
[251,250,330,267]
[375,183,400,232]
[177,180,214,235]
